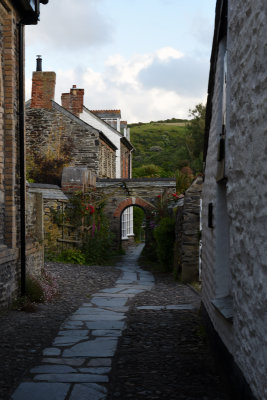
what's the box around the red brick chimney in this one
[61,85,84,117]
[31,57,56,109]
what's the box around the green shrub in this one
[133,207,145,243]
[81,218,115,265]
[56,248,86,265]
[153,217,175,272]
[25,275,45,303]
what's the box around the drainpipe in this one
[18,22,26,296]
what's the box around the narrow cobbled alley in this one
[0,245,232,400]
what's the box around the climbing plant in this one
[51,189,115,265]
[26,132,73,185]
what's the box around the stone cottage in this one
[26,65,118,184]
[0,0,48,310]
[62,89,133,179]
[201,1,266,399]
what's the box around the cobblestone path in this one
[11,245,155,400]
[3,245,233,400]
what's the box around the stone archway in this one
[113,197,154,246]
[113,197,154,217]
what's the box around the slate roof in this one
[28,183,68,201]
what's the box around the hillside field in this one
[130,120,193,177]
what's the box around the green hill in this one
[129,106,205,178]
[130,121,188,177]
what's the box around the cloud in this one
[156,47,184,61]
[26,47,208,123]
[138,55,209,97]
[26,0,113,51]
[75,48,207,121]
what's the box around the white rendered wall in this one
[202,1,267,399]
[80,109,122,178]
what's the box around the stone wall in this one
[26,191,44,276]
[97,178,176,245]
[202,1,267,399]
[174,177,202,283]
[26,105,101,181]
[28,184,69,254]
[26,102,117,182]
[99,139,116,178]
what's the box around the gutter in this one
[18,23,26,296]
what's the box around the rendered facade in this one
[201,1,267,399]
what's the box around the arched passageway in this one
[114,197,153,247]
[96,177,176,246]
[120,205,146,247]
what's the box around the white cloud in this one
[156,47,184,61]
[26,0,113,51]
[138,54,209,97]
[26,46,208,122]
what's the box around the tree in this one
[132,164,164,178]
[186,103,206,173]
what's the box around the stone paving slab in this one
[91,296,128,307]
[53,336,87,346]
[69,383,107,400]
[62,338,118,358]
[42,358,85,366]
[70,313,125,321]
[85,320,126,330]
[11,382,70,400]
[92,329,122,337]
[43,348,61,356]
[87,358,112,367]
[30,365,76,374]
[58,330,89,337]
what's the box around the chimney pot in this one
[36,55,42,72]
[61,85,84,117]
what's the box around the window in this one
[121,206,134,239]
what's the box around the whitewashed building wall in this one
[202,1,267,399]
[80,108,122,178]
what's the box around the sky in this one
[25,0,216,123]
